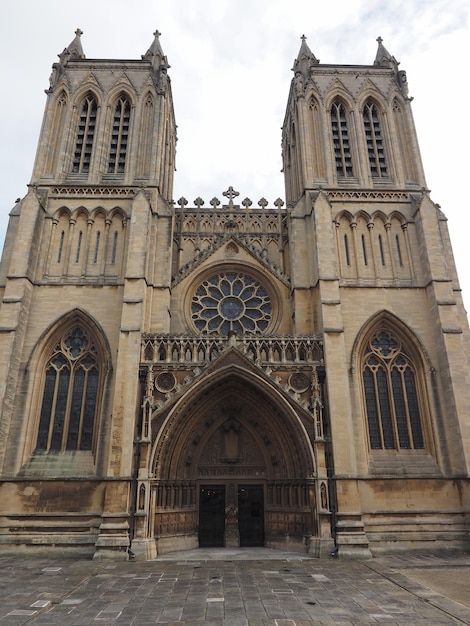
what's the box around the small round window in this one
[191,271,272,334]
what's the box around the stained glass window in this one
[191,271,272,335]
[362,329,424,450]
[36,326,101,452]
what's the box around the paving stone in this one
[0,551,470,625]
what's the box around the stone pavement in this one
[0,548,469,625]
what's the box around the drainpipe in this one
[129,370,146,552]
[320,371,338,552]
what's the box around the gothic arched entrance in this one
[133,346,332,557]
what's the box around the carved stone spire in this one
[374,36,408,97]
[142,30,170,93]
[292,34,319,75]
[291,34,319,95]
[298,35,319,62]
[49,28,85,90]
[374,36,398,70]
[143,30,169,69]
[65,28,85,59]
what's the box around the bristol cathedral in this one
[0,30,469,559]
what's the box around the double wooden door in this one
[198,484,264,547]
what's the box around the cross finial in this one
[75,28,83,37]
[153,30,161,38]
[301,34,307,42]
[222,186,240,208]
[376,36,383,45]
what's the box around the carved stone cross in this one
[222,186,240,208]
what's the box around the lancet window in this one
[363,100,387,177]
[72,94,97,173]
[108,95,131,174]
[330,100,353,177]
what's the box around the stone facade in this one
[0,31,469,560]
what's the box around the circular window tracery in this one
[191,271,272,334]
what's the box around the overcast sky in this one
[1,0,469,309]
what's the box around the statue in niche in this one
[157,66,169,94]
[294,71,304,98]
[320,481,329,510]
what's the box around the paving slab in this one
[0,550,469,625]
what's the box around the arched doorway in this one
[146,355,321,555]
[194,398,269,549]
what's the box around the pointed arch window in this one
[36,326,103,452]
[363,101,387,177]
[72,94,97,173]
[108,96,131,174]
[330,100,353,176]
[362,329,424,450]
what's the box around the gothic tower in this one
[0,32,468,559]
[282,36,470,554]
[0,30,177,558]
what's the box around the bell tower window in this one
[108,96,131,174]
[72,95,97,174]
[363,101,387,177]
[330,100,353,177]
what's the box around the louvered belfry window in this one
[331,101,353,176]
[362,329,424,450]
[36,326,101,452]
[108,96,131,174]
[72,95,97,173]
[363,101,387,177]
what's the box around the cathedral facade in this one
[0,30,469,559]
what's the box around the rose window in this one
[191,271,272,334]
